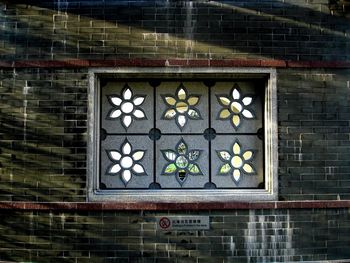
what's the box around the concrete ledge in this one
[0,201,350,211]
[0,59,349,69]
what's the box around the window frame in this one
[87,67,277,202]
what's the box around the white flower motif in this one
[161,83,202,130]
[107,84,147,130]
[217,140,256,185]
[216,83,255,130]
[106,139,147,186]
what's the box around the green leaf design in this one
[219,163,231,174]
[164,163,177,174]
[188,164,202,175]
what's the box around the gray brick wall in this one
[0,1,349,61]
[0,209,349,262]
[0,68,88,201]
[0,1,350,262]
[278,68,350,200]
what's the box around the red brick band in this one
[0,59,350,69]
[0,201,349,211]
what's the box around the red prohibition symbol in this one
[159,217,171,229]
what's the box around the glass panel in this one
[99,79,263,190]
[163,109,176,119]
[211,135,263,188]
[156,135,209,188]
[101,136,153,188]
[211,82,262,133]
[219,163,231,174]
[164,163,177,174]
[188,97,199,106]
[176,102,189,113]
[164,96,176,106]
[157,81,208,134]
[102,82,153,134]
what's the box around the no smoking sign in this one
[159,217,171,230]
[157,216,210,230]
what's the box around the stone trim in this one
[0,201,350,211]
[0,59,350,68]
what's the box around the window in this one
[87,68,277,202]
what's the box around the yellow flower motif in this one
[162,83,202,130]
[216,84,255,130]
[217,140,256,185]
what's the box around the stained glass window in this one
[100,80,263,189]
[88,69,277,202]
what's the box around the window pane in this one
[211,135,264,188]
[156,81,208,134]
[99,80,264,189]
[100,136,154,189]
[156,135,209,188]
[211,81,263,134]
[101,81,154,134]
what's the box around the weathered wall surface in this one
[0,68,88,202]
[278,68,350,200]
[1,209,350,263]
[0,0,349,61]
[1,0,350,262]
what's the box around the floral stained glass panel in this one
[100,80,263,189]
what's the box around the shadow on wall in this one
[0,209,348,262]
[0,0,349,61]
[0,68,87,201]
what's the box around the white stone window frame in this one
[87,67,277,202]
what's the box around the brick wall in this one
[0,68,88,202]
[278,68,350,200]
[0,0,349,61]
[1,0,350,262]
[0,209,350,262]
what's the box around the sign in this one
[157,216,210,230]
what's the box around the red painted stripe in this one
[0,59,349,68]
[0,201,349,211]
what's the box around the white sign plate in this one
[157,216,210,230]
